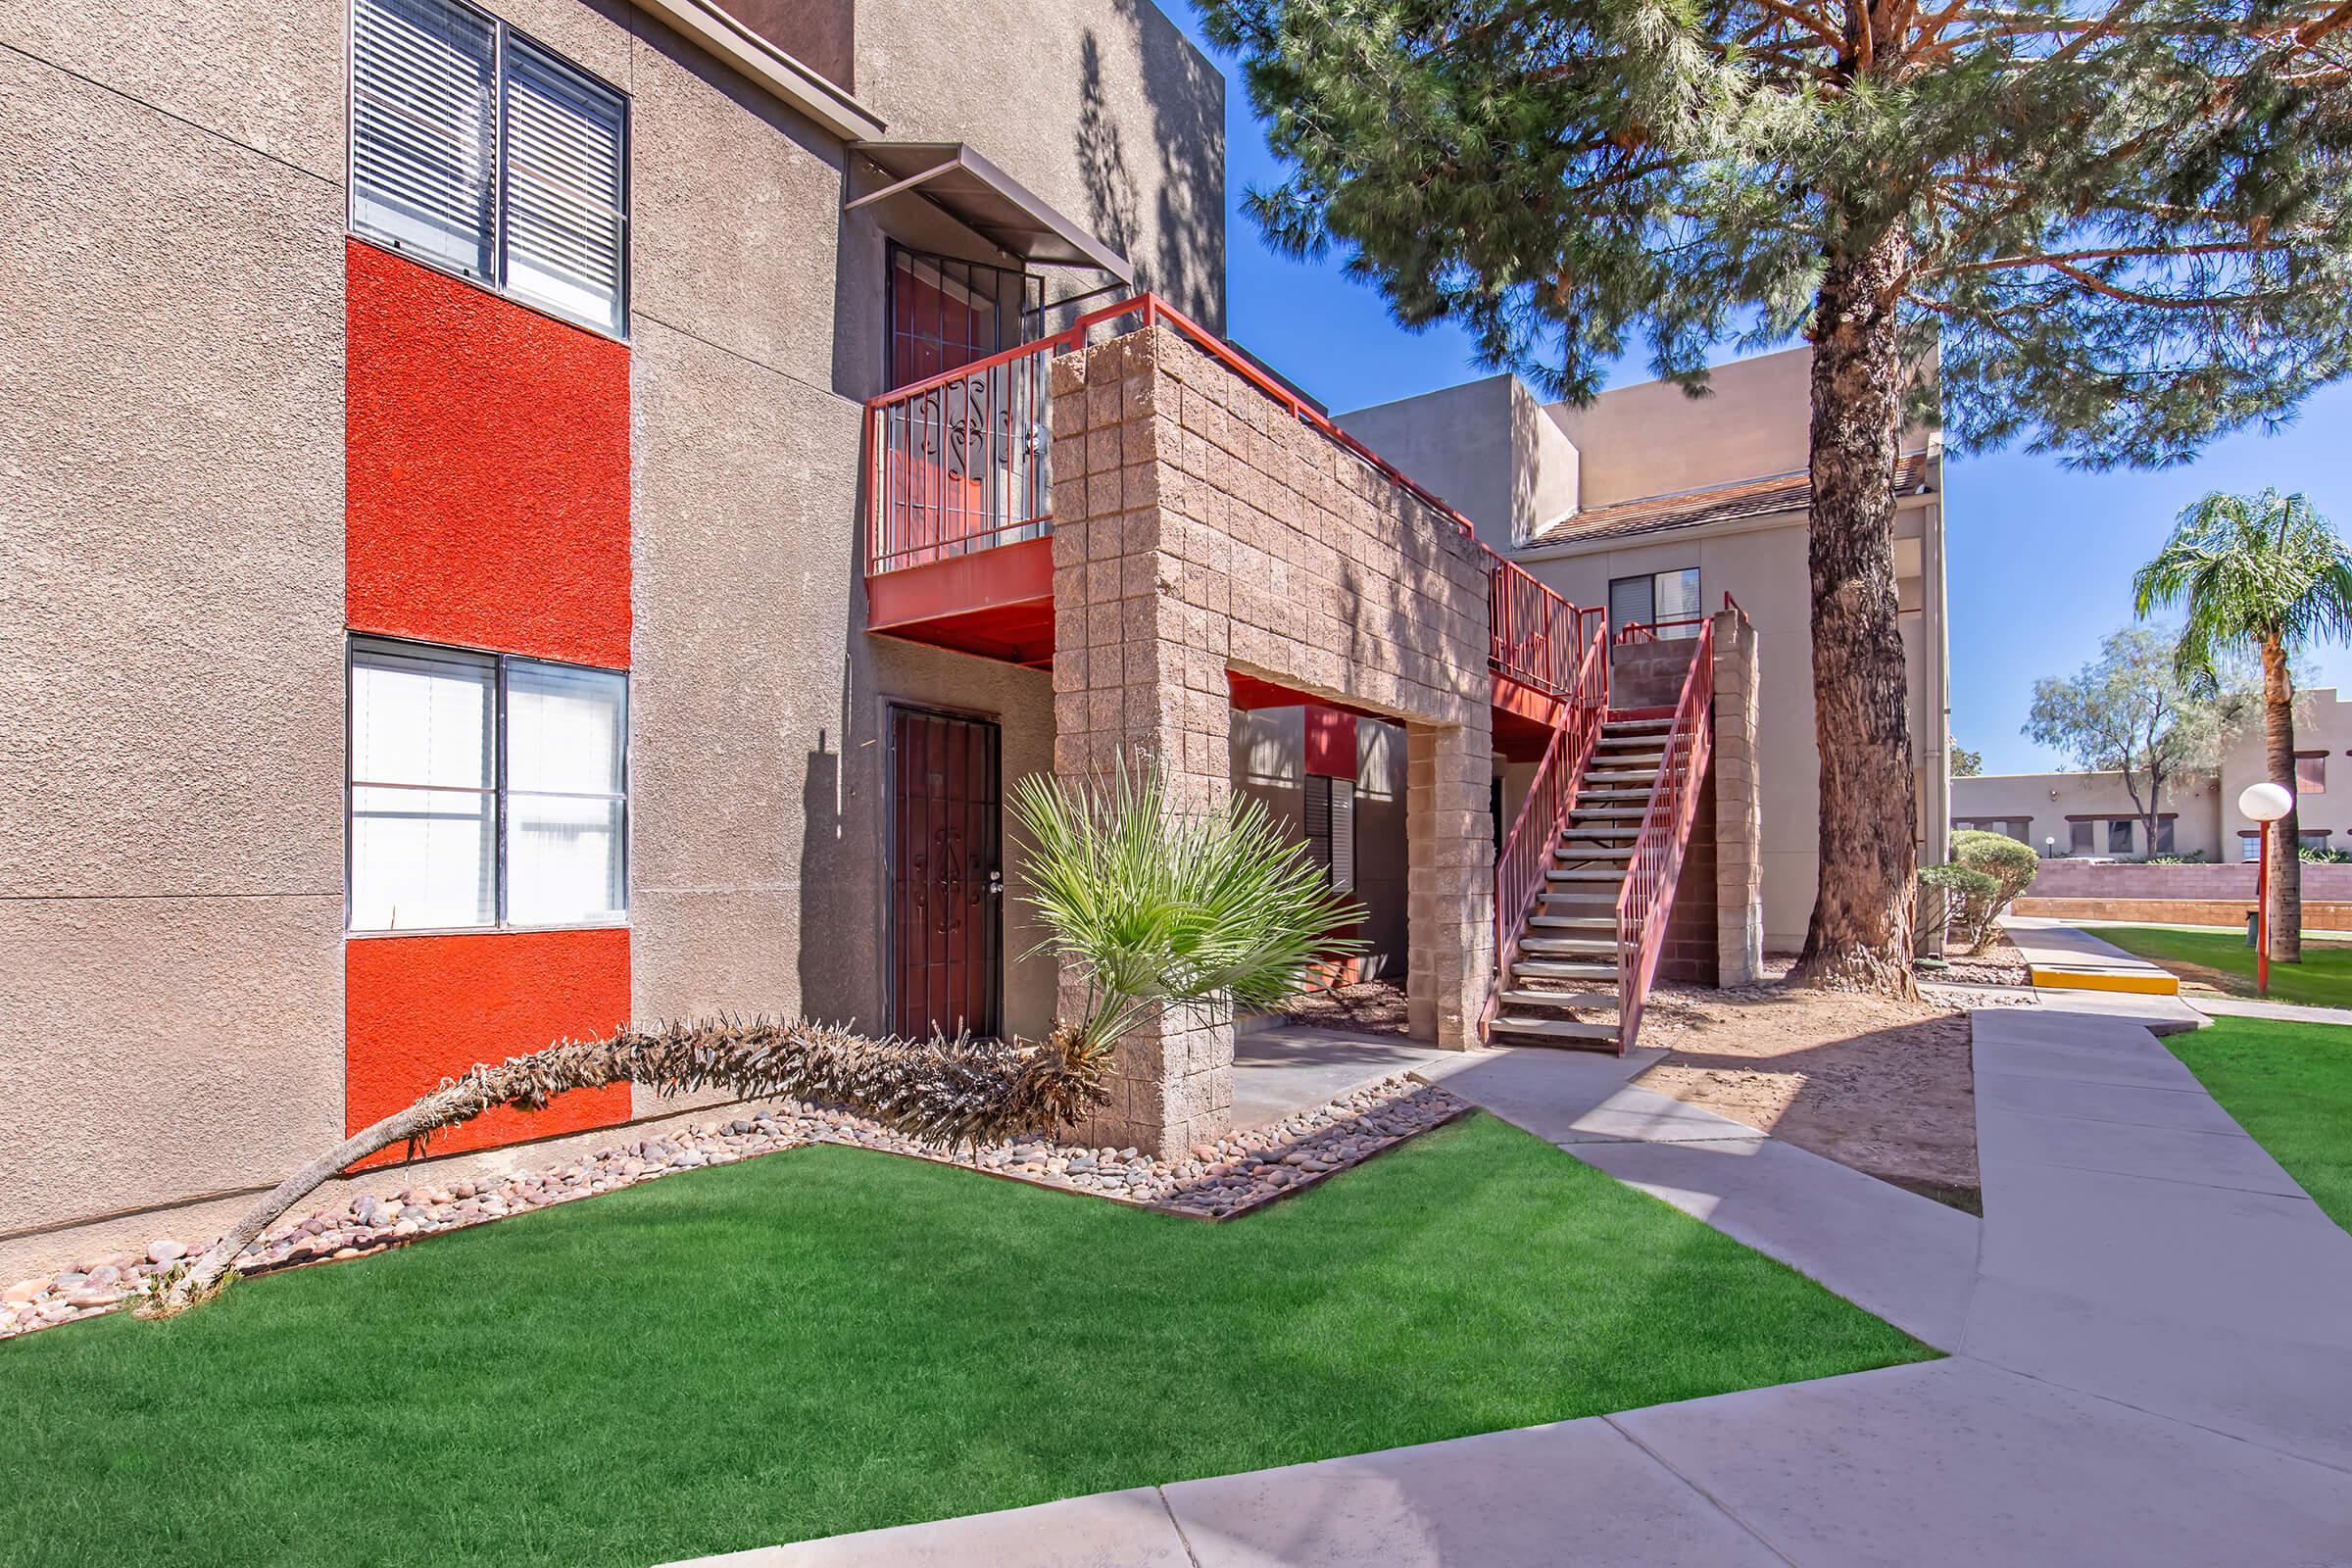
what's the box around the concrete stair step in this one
[1526,919,1613,938]
[1552,847,1633,861]
[1494,988,1619,1011]
[1513,957,1620,981]
[1492,1015,1621,1045]
[1547,868,1629,884]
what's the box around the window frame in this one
[346,633,630,936]
[345,0,632,341]
[2296,752,2328,796]
[1607,567,1701,639]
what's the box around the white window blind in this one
[501,39,628,334]
[349,641,497,930]
[351,0,498,279]
[349,638,628,932]
[504,660,627,924]
[350,0,629,334]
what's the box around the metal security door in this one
[889,707,1003,1041]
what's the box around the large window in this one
[1608,568,1701,639]
[349,637,627,931]
[351,0,630,334]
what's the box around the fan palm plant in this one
[2134,490,2352,963]
[1008,754,1366,1059]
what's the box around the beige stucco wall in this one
[2219,686,2352,852]
[1051,326,1494,1153]
[1336,373,1580,554]
[3,0,1223,1256]
[1517,495,1945,949]
[1950,771,2226,860]
[0,32,349,1241]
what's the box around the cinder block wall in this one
[1049,326,1494,1155]
[1659,768,1721,984]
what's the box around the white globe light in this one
[2239,781,2295,823]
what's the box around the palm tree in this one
[152,755,1355,1317]
[2134,490,2352,963]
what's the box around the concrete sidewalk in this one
[677,1004,2352,1567]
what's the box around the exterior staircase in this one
[1485,611,1716,1054]
[1491,715,1676,1048]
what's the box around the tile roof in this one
[1526,450,1933,548]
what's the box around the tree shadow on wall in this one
[1086,4,1227,328]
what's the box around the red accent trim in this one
[344,928,632,1167]
[1226,670,1388,722]
[865,534,1055,668]
[346,240,631,669]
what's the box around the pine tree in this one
[1199,0,2352,994]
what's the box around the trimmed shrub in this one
[1952,829,2039,953]
[1919,861,1998,952]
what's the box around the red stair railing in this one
[1614,616,1714,1052]
[1481,609,1610,1042]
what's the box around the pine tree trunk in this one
[2263,637,2303,964]
[1790,226,1920,998]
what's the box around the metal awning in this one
[847,142,1133,282]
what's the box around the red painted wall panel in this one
[1303,706,1358,779]
[345,928,633,1166]
[345,239,631,669]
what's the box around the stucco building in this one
[5,0,1791,1274]
[1340,350,1954,952]
[1954,686,2352,861]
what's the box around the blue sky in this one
[1169,8,2352,776]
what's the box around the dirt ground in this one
[1632,957,2013,1208]
[1281,980,1409,1035]
[1927,932,2031,989]
[1284,960,2010,1209]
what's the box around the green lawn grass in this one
[2168,1016,2352,1233]
[0,1114,1928,1567]
[2086,924,2352,1008]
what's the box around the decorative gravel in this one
[0,1073,1465,1342]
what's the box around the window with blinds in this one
[350,0,629,335]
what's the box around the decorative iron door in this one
[889,706,1004,1042]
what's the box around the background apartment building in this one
[3,0,1229,1260]
[1341,351,1954,952]
[1955,686,2352,861]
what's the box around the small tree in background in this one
[1950,741,1984,779]
[2135,489,2352,962]
[1199,0,2352,998]
[2025,625,2256,857]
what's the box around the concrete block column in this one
[1407,721,1494,1049]
[1048,329,1235,1157]
[1711,606,1765,986]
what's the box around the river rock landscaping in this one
[0,1073,1464,1341]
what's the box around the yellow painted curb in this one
[2029,965,2180,997]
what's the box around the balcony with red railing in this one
[861,293,1596,722]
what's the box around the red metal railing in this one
[868,292,1512,574]
[864,296,1589,692]
[1614,617,1714,1052]
[1615,591,1741,646]
[1492,561,1605,698]
[1481,610,1610,1041]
